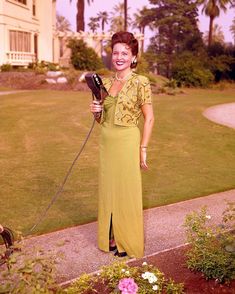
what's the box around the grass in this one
[0,88,235,236]
[0,87,13,91]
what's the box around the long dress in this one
[98,93,144,258]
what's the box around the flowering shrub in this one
[66,261,184,293]
[184,203,235,283]
[118,277,138,294]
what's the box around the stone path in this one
[20,189,234,284]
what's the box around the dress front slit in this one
[98,94,144,258]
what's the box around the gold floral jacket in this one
[100,73,152,126]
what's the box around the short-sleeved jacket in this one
[100,73,152,127]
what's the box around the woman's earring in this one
[131,58,137,67]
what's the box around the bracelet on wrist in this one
[140,146,147,148]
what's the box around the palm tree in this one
[97,11,109,32]
[69,0,94,32]
[204,23,225,44]
[56,14,71,32]
[110,2,131,32]
[132,6,154,52]
[197,0,233,46]
[230,17,235,45]
[124,0,127,31]
[88,17,100,33]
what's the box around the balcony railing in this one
[6,51,36,66]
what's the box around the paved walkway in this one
[203,102,235,129]
[19,189,234,284]
[0,90,29,95]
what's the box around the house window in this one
[32,0,36,16]
[9,31,31,52]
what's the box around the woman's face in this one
[112,43,134,72]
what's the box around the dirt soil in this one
[129,246,235,294]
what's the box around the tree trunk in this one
[141,26,145,54]
[208,15,214,47]
[76,0,85,32]
[124,0,127,31]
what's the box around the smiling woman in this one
[90,31,154,258]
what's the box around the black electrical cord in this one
[0,118,97,267]
[28,117,96,233]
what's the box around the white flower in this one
[125,270,130,275]
[142,272,158,284]
[149,277,155,284]
[148,275,157,284]
[206,215,211,219]
[142,261,148,266]
[153,285,158,291]
[121,269,126,273]
[142,271,151,279]
[149,274,157,283]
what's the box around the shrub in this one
[67,38,103,71]
[1,63,12,72]
[65,261,184,293]
[95,67,112,76]
[172,52,214,87]
[28,61,60,73]
[164,79,178,89]
[136,55,150,75]
[184,203,235,283]
[63,68,81,85]
[0,249,61,293]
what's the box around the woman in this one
[90,32,154,258]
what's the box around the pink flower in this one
[118,278,138,294]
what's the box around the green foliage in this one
[172,52,214,87]
[0,63,12,72]
[67,38,103,71]
[28,61,60,74]
[64,273,97,294]
[184,203,235,283]
[136,56,150,75]
[0,248,61,293]
[145,0,203,77]
[65,261,184,293]
[95,67,112,76]
[164,79,178,89]
[63,68,80,85]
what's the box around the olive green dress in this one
[98,93,144,258]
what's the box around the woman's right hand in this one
[90,100,103,114]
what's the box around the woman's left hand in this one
[140,149,148,170]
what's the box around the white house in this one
[0,0,56,66]
[0,0,144,68]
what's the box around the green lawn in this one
[0,88,235,236]
[0,87,13,91]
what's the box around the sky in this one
[56,0,235,45]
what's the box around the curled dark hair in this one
[111,31,138,68]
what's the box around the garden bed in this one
[129,245,235,294]
[64,244,235,293]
